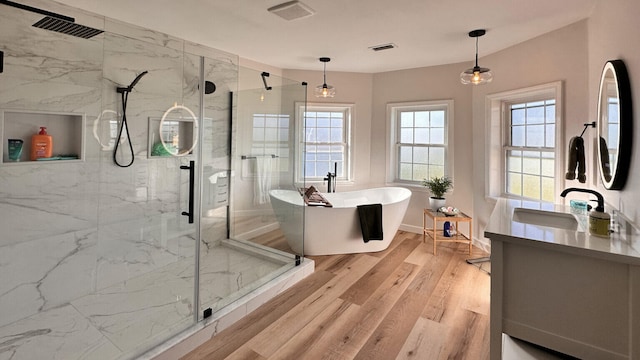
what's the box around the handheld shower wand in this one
[117,71,148,94]
[113,71,148,167]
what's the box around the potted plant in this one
[422,176,452,211]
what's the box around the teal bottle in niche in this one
[7,139,23,161]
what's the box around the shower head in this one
[197,81,216,94]
[117,71,148,94]
[32,16,103,39]
[0,1,103,39]
[204,81,216,94]
[129,71,148,90]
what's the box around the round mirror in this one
[157,104,198,157]
[596,60,633,190]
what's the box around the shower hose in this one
[113,89,135,167]
[113,70,147,167]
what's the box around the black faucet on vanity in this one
[560,187,613,237]
[560,187,604,212]
[323,162,337,193]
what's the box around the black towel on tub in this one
[357,203,383,243]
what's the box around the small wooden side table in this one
[423,209,473,255]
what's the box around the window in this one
[387,100,454,185]
[604,95,619,167]
[299,103,352,181]
[505,100,556,201]
[251,113,290,171]
[487,81,563,203]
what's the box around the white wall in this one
[260,2,640,250]
[471,20,590,248]
[283,22,590,248]
[372,64,474,230]
[283,69,374,192]
[282,65,472,232]
[588,0,640,225]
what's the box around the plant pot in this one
[429,197,446,211]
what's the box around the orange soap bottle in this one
[30,126,53,160]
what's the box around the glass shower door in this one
[197,66,306,318]
[88,35,201,358]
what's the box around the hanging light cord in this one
[474,36,479,68]
[323,61,327,86]
[113,90,135,167]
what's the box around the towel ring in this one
[158,103,198,157]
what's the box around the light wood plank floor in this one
[182,230,490,360]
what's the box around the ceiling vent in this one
[268,1,315,21]
[369,43,397,52]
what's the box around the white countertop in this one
[485,198,640,265]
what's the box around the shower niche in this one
[1,109,85,164]
[148,115,200,157]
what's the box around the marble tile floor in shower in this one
[0,240,291,360]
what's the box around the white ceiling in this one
[53,0,596,73]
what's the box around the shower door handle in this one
[180,160,195,224]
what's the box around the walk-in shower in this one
[0,2,307,359]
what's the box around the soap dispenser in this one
[30,126,53,160]
[560,187,610,237]
[589,204,611,237]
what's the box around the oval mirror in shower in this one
[596,60,633,190]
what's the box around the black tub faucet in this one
[323,162,337,193]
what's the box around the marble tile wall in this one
[0,0,240,357]
[0,2,104,330]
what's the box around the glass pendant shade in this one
[315,57,335,98]
[460,29,493,85]
[314,83,335,97]
[460,66,493,85]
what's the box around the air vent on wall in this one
[369,43,397,52]
[268,1,315,21]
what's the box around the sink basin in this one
[512,208,579,231]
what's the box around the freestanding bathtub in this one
[269,187,411,256]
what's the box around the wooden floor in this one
[182,230,490,360]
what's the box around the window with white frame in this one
[251,113,290,171]
[298,103,352,181]
[505,99,557,201]
[486,81,563,203]
[387,100,454,185]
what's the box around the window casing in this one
[298,103,352,182]
[486,81,563,203]
[387,100,454,186]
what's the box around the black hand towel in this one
[575,136,586,183]
[565,136,586,183]
[565,136,578,180]
[599,136,612,182]
[357,203,383,243]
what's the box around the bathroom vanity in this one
[485,198,640,359]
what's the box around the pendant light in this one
[460,29,493,85]
[314,57,335,98]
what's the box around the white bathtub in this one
[269,187,411,256]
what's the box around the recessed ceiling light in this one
[369,43,397,52]
[268,1,315,21]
